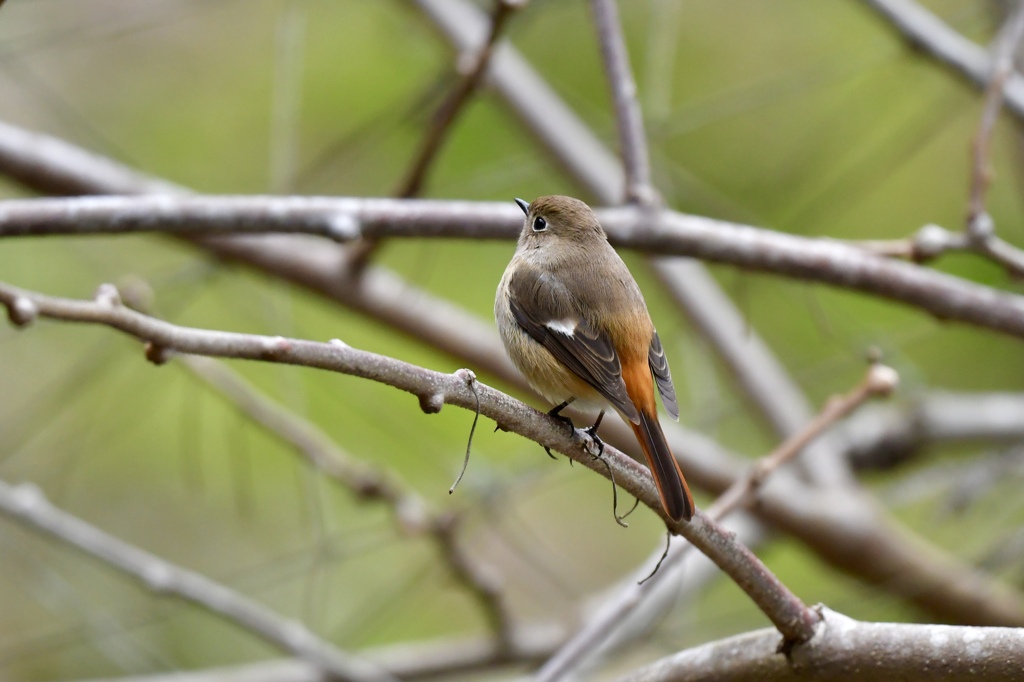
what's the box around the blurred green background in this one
[1,0,1024,679]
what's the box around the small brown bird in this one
[495,195,694,521]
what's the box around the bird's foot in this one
[543,401,576,460]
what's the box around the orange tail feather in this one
[629,408,694,521]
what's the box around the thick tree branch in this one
[4,194,1024,340]
[622,606,1024,682]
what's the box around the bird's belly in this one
[496,302,606,411]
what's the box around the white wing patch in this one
[545,318,577,337]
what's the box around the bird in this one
[494,195,694,522]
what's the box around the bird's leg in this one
[581,411,630,527]
[543,399,576,459]
[583,410,606,458]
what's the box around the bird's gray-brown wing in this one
[507,265,639,422]
[648,331,679,420]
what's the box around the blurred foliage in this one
[1,0,1024,679]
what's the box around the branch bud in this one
[7,297,38,327]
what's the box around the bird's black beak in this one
[514,198,530,216]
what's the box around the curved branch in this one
[1,126,1023,634]
[0,279,819,645]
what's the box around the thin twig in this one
[0,279,818,644]
[967,2,1024,228]
[410,0,624,200]
[449,369,480,494]
[964,0,1024,275]
[852,221,1024,278]
[348,0,523,270]
[0,478,398,682]
[708,364,899,517]
[398,0,523,199]
[535,363,896,682]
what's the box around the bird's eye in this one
[532,216,547,232]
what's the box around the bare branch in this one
[536,363,897,681]
[861,0,1024,121]
[844,391,1024,470]
[710,364,899,518]
[0,478,398,682]
[5,194,1024,340]
[75,624,563,682]
[398,0,523,199]
[348,0,524,268]
[622,606,1024,682]
[967,1,1024,234]
[411,0,625,201]
[589,0,656,205]
[179,356,516,648]
[0,279,818,644]
[0,120,184,196]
